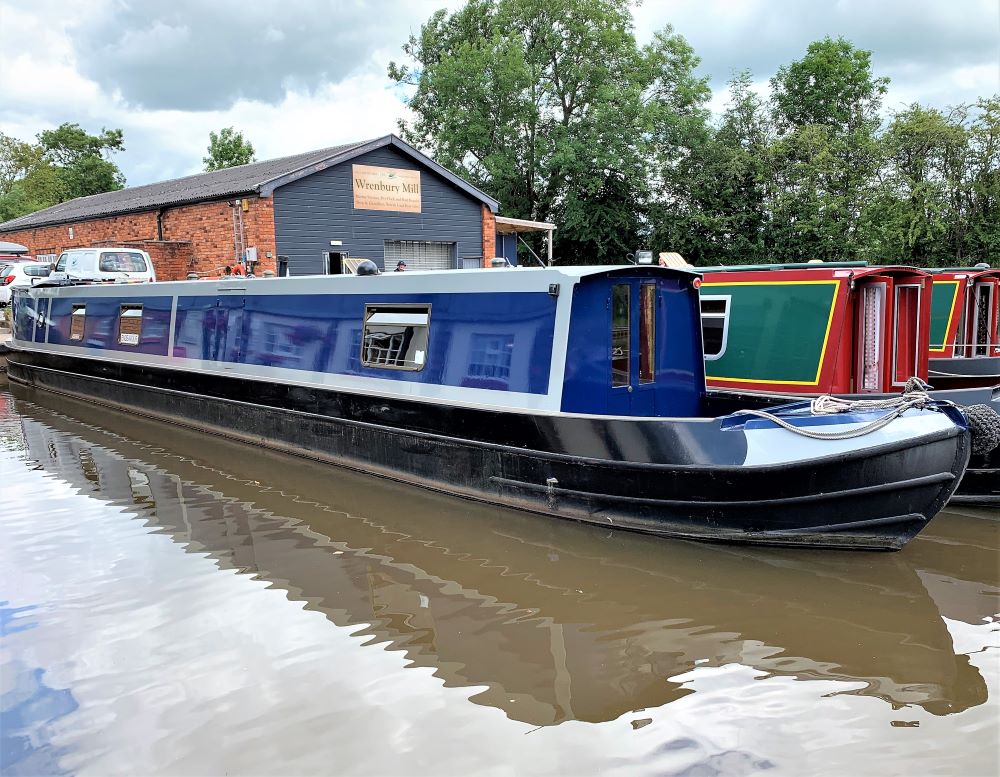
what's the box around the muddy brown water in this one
[0,384,997,776]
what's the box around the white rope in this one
[733,381,940,441]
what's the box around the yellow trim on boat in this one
[701,279,841,386]
[929,280,960,354]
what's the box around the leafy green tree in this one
[389,0,710,263]
[962,97,1000,263]
[38,122,126,200]
[652,71,773,265]
[767,37,887,262]
[0,125,122,222]
[859,104,967,265]
[204,127,256,171]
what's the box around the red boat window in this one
[611,284,630,387]
[639,284,655,384]
[893,285,920,385]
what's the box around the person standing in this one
[394,261,407,272]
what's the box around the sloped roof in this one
[0,135,498,232]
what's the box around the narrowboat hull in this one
[7,348,971,550]
[706,385,999,506]
[927,356,1000,390]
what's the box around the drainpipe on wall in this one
[155,208,165,240]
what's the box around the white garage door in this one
[384,240,456,271]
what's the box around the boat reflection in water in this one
[10,385,994,726]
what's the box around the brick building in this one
[0,135,507,280]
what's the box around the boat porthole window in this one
[700,296,730,360]
[361,304,431,370]
[71,304,86,341]
[119,304,143,346]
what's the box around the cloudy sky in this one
[1,0,997,187]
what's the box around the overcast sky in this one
[1,0,997,187]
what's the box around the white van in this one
[52,248,157,284]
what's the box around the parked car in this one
[0,257,48,306]
[51,248,156,284]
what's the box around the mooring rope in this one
[732,377,1000,453]
[733,377,938,441]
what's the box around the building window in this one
[468,333,513,381]
[384,240,456,271]
[361,304,430,370]
[70,304,86,341]
[119,304,143,346]
[700,296,730,360]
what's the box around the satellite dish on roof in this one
[0,241,29,254]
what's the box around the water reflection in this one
[4,385,997,728]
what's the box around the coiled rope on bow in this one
[732,378,939,441]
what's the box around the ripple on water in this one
[0,391,997,776]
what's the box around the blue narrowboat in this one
[7,266,973,550]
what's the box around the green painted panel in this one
[703,282,838,383]
[929,281,959,351]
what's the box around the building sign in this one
[353,165,421,213]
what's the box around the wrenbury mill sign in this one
[352,165,422,213]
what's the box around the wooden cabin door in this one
[608,281,657,415]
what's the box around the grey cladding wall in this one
[273,146,484,275]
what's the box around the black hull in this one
[706,386,999,507]
[7,351,971,550]
[928,356,1000,390]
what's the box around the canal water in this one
[0,385,997,777]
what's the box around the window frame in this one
[700,295,731,361]
[360,302,432,371]
[70,304,86,341]
[118,303,143,346]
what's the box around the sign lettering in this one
[353,165,421,213]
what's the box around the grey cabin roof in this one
[0,135,498,232]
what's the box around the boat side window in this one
[639,284,655,383]
[361,304,430,370]
[71,304,86,341]
[700,296,730,360]
[118,304,143,346]
[611,284,630,387]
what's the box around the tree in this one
[962,97,1000,262]
[38,122,126,200]
[0,124,124,222]
[651,71,773,265]
[204,127,256,171]
[389,0,710,263]
[859,104,967,265]
[766,38,888,261]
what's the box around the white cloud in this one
[0,0,996,187]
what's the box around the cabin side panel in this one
[47,295,173,356]
[36,288,558,397]
[702,277,842,390]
